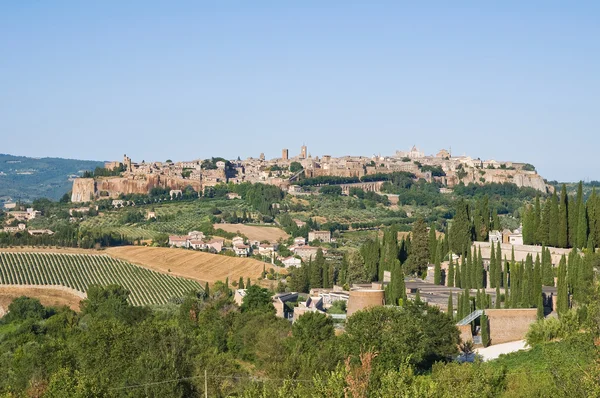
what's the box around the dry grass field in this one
[106,246,285,285]
[0,286,82,316]
[212,223,289,242]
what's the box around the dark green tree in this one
[405,218,430,277]
[449,200,473,255]
[481,312,490,347]
[558,184,569,248]
[240,285,275,314]
[557,255,568,316]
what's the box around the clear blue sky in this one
[1,1,598,181]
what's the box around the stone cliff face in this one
[71,175,202,203]
[446,169,550,192]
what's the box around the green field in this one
[0,252,203,306]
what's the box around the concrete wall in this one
[485,309,537,345]
[347,290,385,317]
[473,242,572,266]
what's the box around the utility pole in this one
[205,369,208,398]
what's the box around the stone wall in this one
[485,309,537,345]
[473,242,572,265]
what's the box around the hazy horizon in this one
[1,2,598,182]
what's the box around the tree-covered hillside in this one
[0,154,103,202]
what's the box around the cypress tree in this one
[246,278,251,289]
[457,293,463,320]
[533,254,541,305]
[322,262,330,288]
[238,277,245,289]
[549,191,560,247]
[533,194,542,245]
[455,261,461,289]
[379,226,399,281]
[525,255,534,307]
[428,226,437,264]
[460,254,467,289]
[468,247,475,289]
[536,291,544,319]
[415,288,421,303]
[204,282,210,299]
[567,250,579,298]
[463,287,471,317]
[447,293,454,319]
[448,255,455,287]
[558,184,569,248]
[315,248,326,287]
[495,284,501,309]
[490,242,497,288]
[568,184,582,248]
[449,200,473,256]
[478,246,485,288]
[557,255,568,316]
[577,199,588,249]
[406,219,430,277]
[537,198,551,246]
[496,242,503,288]
[434,240,442,285]
[481,312,490,347]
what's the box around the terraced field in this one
[0,252,203,306]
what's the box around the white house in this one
[234,244,250,257]
[232,236,245,246]
[281,256,302,268]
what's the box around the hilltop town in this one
[71,146,550,202]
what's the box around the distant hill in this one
[0,154,104,202]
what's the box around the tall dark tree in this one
[496,242,503,288]
[379,226,399,281]
[434,240,442,285]
[577,198,588,249]
[309,249,325,288]
[537,197,551,245]
[558,184,569,248]
[557,255,568,316]
[428,226,438,264]
[405,219,429,277]
[447,255,455,287]
[449,199,473,255]
[549,191,560,247]
[481,312,490,347]
[447,293,454,319]
[360,238,380,282]
[489,242,497,288]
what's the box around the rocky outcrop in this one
[71,178,96,202]
[71,175,202,203]
[446,169,550,193]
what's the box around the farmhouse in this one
[281,256,302,268]
[292,245,326,260]
[308,230,331,243]
[168,235,190,248]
